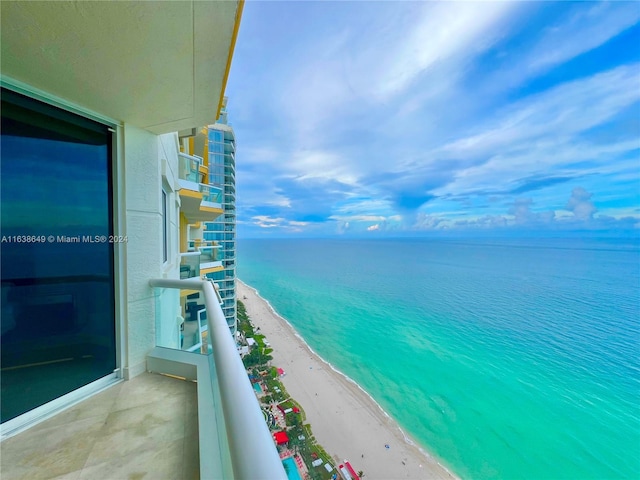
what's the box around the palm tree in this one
[357,471,365,478]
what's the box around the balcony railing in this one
[199,245,219,263]
[199,245,223,272]
[178,153,202,183]
[180,252,201,279]
[149,278,286,480]
[200,183,223,205]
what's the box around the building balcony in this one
[199,245,223,275]
[1,279,285,480]
[178,154,224,223]
[180,252,201,279]
[220,292,236,304]
[182,245,224,277]
[200,184,223,206]
[149,278,286,478]
[179,152,203,183]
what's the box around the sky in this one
[225,1,640,238]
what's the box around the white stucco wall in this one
[123,125,180,378]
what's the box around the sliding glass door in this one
[1,88,116,423]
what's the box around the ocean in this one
[237,237,640,480]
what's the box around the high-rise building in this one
[204,99,237,332]
[0,2,285,478]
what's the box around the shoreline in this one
[238,279,457,480]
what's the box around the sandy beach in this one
[237,280,457,480]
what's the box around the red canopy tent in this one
[273,431,289,445]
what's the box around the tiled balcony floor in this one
[1,372,199,480]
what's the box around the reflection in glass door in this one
[1,88,116,423]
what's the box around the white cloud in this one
[250,215,313,232]
[279,2,518,148]
[332,215,386,223]
[364,2,516,99]
[526,3,640,75]
[444,64,639,157]
[566,187,597,221]
[288,150,359,185]
[230,2,640,236]
[252,215,285,228]
[436,64,640,195]
[336,221,350,235]
[507,198,556,225]
[413,213,446,230]
[367,224,379,231]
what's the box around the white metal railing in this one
[148,278,286,480]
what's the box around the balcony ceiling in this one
[0,1,241,134]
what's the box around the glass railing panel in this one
[206,353,234,477]
[153,286,210,355]
[200,184,223,204]
[154,287,181,350]
[178,153,201,182]
[180,252,200,279]
[199,246,221,263]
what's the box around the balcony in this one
[180,252,201,279]
[199,245,223,275]
[0,279,284,480]
[200,183,223,206]
[149,278,286,478]
[178,153,223,223]
[178,152,202,184]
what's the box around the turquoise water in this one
[283,457,303,480]
[238,238,640,479]
[253,382,263,394]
